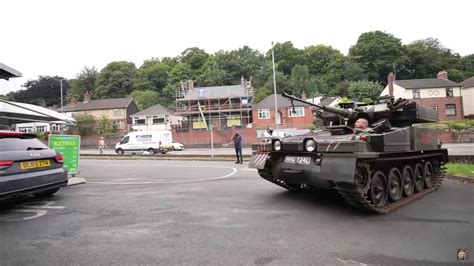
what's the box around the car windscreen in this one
[0,138,49,151]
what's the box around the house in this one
[461,77,474,118]
[60,92,139,132]
[175,78,253,131]
[131,103,185,131]
[380,70,463,120]
[252,93,313,130]
[307,96,342,107]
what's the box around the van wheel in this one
[148,148,155,154]
[116,149,124,155]
[161,150,167,154]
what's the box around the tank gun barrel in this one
[281,92,358,119]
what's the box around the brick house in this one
[461,77,474,118]
[252,93,314,130]
[60,92,139,132]
[381,71,463,120]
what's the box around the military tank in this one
[249,93,449,214]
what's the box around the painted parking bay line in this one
[87,166,238,185]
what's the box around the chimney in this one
[241,76,245,87]
[387,72,396,96]
[437,70,448,80]
[301,91,307,101]
[187,80,194,90]
[70,96,78,107]
[83,91,92,103]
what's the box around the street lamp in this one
[271,42,279,132]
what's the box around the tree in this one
[196,57,227,86]
[343,61,367,81]
[95,61,136,98]
[268,41,304,76]
[349,31,407,84]
[303,45,345,87]
[290,65,310,97]
[460,54,474,77]
[130,90,161,110]
[402,38,461,80]
[347,80,384,101]
[11,76,68,107]
[180,47,209,70]
[134,61,170,93]
[97,114,117,134]
[67,113,96,136]
[69,66,98,101]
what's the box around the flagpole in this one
[271,41,279,133]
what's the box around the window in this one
[51,124,61,132]
[153,116,165,124]
[288,106,305,117]
[446,88,454,97]
[120,136,129,144]
[445,104,456,116]
[412,89,420,99]
[36,126,46,132]
[431,106,438,111]
[133,117,146,125]
[112,120,124,129]
[113,109,123,116]
[258,109,270,119]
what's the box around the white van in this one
[115,130,173,155]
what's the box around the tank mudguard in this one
[320,156,357,183]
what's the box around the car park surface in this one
[0,159,472,265]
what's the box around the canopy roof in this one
[0,100,75,126]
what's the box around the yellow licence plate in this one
[20,160,51,170]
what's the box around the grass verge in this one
[445,163,474,178]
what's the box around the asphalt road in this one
[0,160,473,265]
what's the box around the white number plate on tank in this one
[284,156,311,165]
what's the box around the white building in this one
[461,77,474,118]
[15,122,64,133]
[131,104,185,131]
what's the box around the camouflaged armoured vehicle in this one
[249,93,448,213]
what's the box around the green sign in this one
[49,135,81,176]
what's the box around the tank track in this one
[258,153,446,214]
[335,153,446,214]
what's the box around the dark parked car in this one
[0,131,68,200]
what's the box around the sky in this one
[1,0,473,95]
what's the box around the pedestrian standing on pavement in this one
[231,130,243,164]
[98,137,107,154]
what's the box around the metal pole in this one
[60,79,64,134]
[271,42,279,132]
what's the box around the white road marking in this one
[336,258,368,265]
[4,209,48,221]
[22,201,65,209]
[87,166,238,185]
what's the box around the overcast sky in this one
[1,0,473,95]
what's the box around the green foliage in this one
[349,31,407,84]
[130,90,161,110]
[445,163,474,178]
[306,124,317,133]
[9,76,68,107]
[348,80,384,101]
[67,114,96,136]
[69,66,98,101]
[269,41,304,76]
[95,61,136,99]
[460,54,474,76]
[133,61,170,93]
[97,114,117,134]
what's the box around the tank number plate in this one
[285,156,311,165]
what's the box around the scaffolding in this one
[174,77,254,131]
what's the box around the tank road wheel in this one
[424,162,434,188]
[414,163,425,192]
[369,171,388,207]
[387,168,403,202]
[401,165,415,197]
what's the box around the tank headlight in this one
[273,140,282,151]
[305,139,316,152]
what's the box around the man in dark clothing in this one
[232,131,243,164]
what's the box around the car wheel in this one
[34,187,60,198]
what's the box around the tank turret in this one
[281,92,438,128]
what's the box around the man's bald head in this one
[355,118,369,130]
